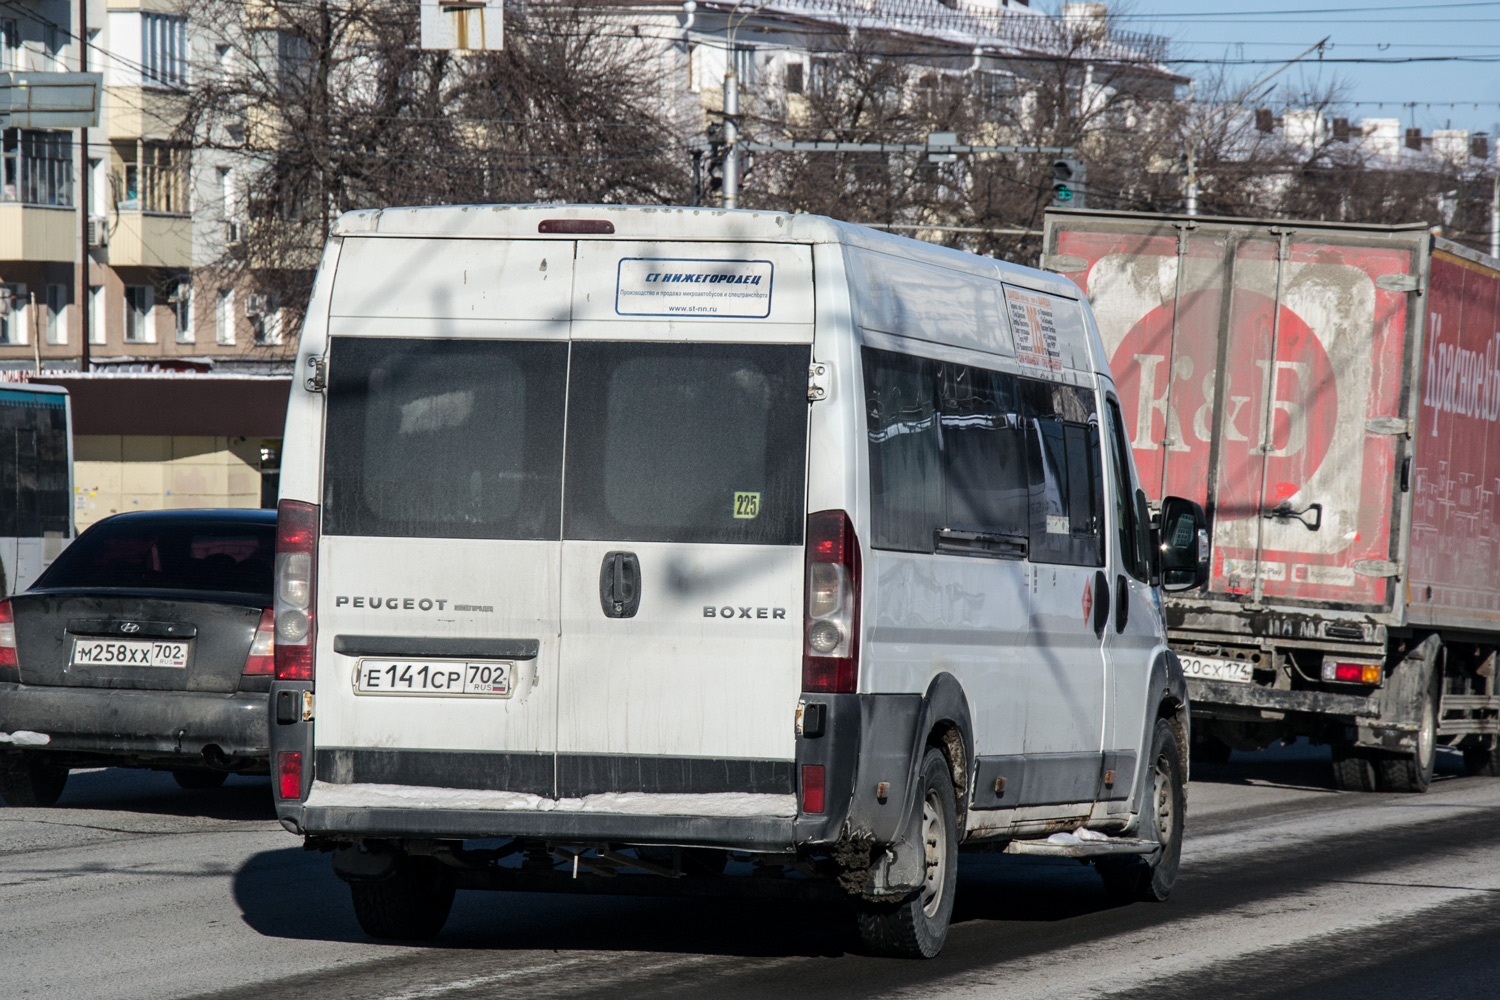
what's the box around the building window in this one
[0,19,17,73]
[141,13,187,88]
[124,285,154,343]
[1,129,74,206]
[89,285,105,344]
[173,282,192,343]
[784,61,804,95]
[0,284,27,345]
[45,283,66,345]
[216,287,234,345]
[257,306,283,346]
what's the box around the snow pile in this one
[304,781,797,818]
[0,731,51,746]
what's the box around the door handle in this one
[599,551,641,619]
[1093,570,1110,639]
[1114,574,1129,633]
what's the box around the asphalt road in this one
[3,744,1499,1000]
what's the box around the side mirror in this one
[1159,495,1209,592]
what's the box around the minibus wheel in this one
[349,855,455,940]
[1098,717,1184,903]
[855,747,958,958]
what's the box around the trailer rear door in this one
[1046,215,1424,612]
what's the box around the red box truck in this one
[1043,209,1500,792]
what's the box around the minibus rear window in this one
[563,342,809,545]
[322,337,567,540]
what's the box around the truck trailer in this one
[1042,209,1500,792]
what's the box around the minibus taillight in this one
[803,510,861,694]
[277,751,303,800]
[0,599,16,670]
[274,500,318,682]
[243,608,276,676]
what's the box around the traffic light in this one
[1051,158,1087,208]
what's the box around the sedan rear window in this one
[37,521,275,595]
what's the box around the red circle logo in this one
[1109,289,1338,520]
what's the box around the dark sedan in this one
[0,509,277,806]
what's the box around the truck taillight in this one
[0,599,15,669]
[243,608,276,675]
[1323,660,1382,685]
[275,500,318,682]
[803,510,861,694]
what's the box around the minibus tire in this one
[855,747,957,959]
[349,856,455,940]
[0,753,69,808]
[1098,718,1184,903]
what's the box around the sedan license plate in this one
[72,638,190,669]
[1179,654,1254,684]
[355,659,513,698]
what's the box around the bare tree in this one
[178,0,690,338]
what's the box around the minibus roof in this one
[329,204,1080,302]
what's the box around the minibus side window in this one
[863,349,942,552]
[1020,379,1104,567]
[863,347,1028,553]
[1106,397,1150,582]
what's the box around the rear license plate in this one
[1179,654,1254,684]
[72,638,190,668]
[354,659,514,698]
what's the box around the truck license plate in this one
[1179,654,1254,684]
[354,659,513,697]
[72,638,189,668]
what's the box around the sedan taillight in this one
[0,599,15,670]
[243,607,275,676]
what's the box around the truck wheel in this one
[1462,739,1500,777]
[855,748,958,959]
[1330,747,1378,792]
[1098,717,1185,904]
[1377,676,1437,793]
[172,769,229,790]
[349,856,455,940]
[0,753,69,807]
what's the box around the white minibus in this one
[269,205,1207,957]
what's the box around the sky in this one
[1113,0,1500,142]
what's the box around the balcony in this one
[0,204,76,261]
[105,87,187,141]
[107,212,192,268]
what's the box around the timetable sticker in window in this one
[1004,287,1063,372]
[733,492,761,519]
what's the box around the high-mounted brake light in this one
[538,219,614,235]
[243,607,276,676]
[803,510,861,694]
[0,599,16,670]
[274,500,318,681]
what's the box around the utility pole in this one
[1181,37,1327,216]
[722,54,739,209]
[77,0,90,371]
[1491,159,1499,258]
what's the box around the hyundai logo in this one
[121,622,141,633]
